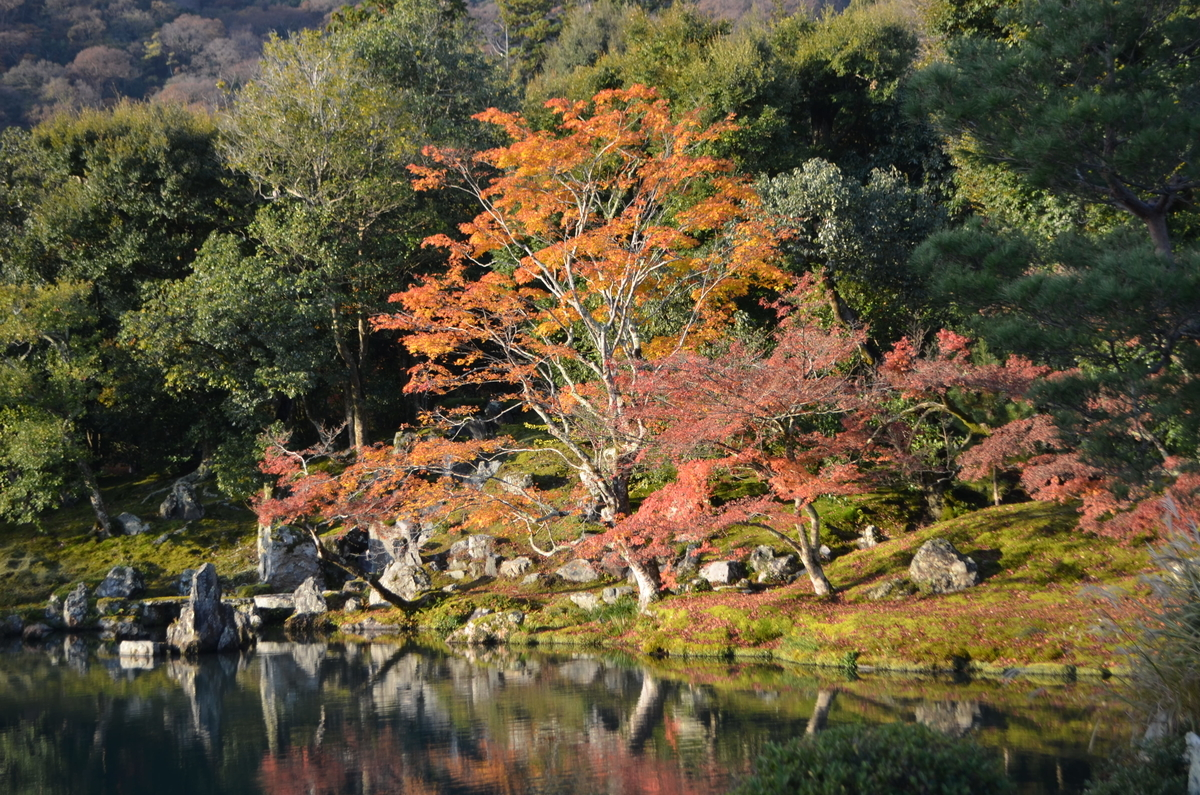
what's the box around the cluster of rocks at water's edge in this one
[2,517,986,658]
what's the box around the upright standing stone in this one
[166,563,255,656]
[63,583,90,629]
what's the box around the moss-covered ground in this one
[0,471,1154,676]
[0,472,259,616]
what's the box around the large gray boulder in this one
[747,545,777,573]
[698,560,746,586]
[908,538,980,594]
[63,583,90,629]
[761,555,801,584]
[291,576,327,615]
[165,563,255,656]
[160,480,204,521]
[370,561,430,604]
[555,559,599,583]
[257,524,322,592]
[95,565,146,599]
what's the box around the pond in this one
[0,638,1130,794]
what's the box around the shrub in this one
[731,722,1014,795]
[1120,517,1200,732]
[1083,735,1187,795]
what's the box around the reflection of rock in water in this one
[166,655,240,753]
[559,658,602,686]
[915,700,983,737]
[64,635,88,676]
[368,650,452,733]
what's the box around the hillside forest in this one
[0,0,1198,614]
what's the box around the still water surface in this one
[1,639,1128,794]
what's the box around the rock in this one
[118,640,166,658]
[23,622,52,641]
[521,573,541,586]
[342,579,368,593]
[344,597,363,611]
[446,611,525,645]
[322,592,353,611]
[63,583,90,629]
[291,576,327,615]
[856,524,885,550]
[499,556,533,578]
[165,563,255,656]
[1,614,24,637]
[698,560,746,586]
[1185,731,1200,795]
[257,524,322,592]
[140,599,184,627]
[283,611,333,639]
[748,545,777,573]
[446,570,466,580]
[115,513,150,536]
[468,534,496,560]
[598,553,630,580]
[159,480,204,521]
[483,554,501,578]
[499,471,534,493]
[673,544,702,579]
[759,555,800,584]
[252,594,295,624]
[98,616,147,641]
[819,544,832,562]
[570,592,602,610]
[95,565,146,599]
[866,577,916,600]
[555,559,599,583]
[602,586,635,604]
[341,617,401,637]
[370,561,431,604]
[45,594,61,621]
[177,569,196,596]
[908,538,980,594]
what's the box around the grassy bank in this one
[1,474,1153,676]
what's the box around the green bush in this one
[1083,735,1187,795]
[731,722,1014,795]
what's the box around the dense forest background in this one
[0,0,1196,549]
[0,0,838,126]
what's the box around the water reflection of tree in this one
[0,642,1125,795]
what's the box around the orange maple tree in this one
[376,85,790,524]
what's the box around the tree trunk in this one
[330,306,368,448]
[1144,211,1174,261]
[627,671,668,753]
[796,501,833,596]
[625,554,660,614]
[77,460,113,537]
